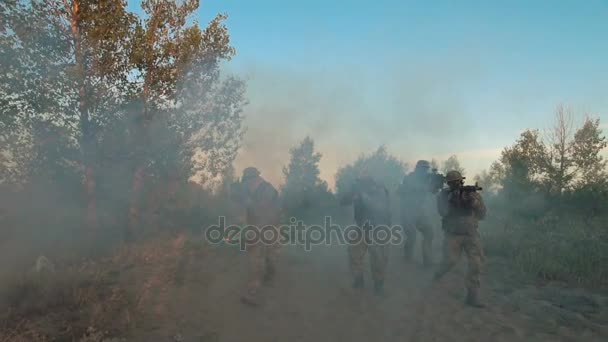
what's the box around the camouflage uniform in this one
[434,170,486,307]
[342,176,391,295]
[398,162,437,267]
[239,167,282,306]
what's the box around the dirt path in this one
[127,236,608,342]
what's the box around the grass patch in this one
[482,215,608,288]
[0,261,133,341]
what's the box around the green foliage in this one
[130,2,245,187]
[440,154,465,176]
[1,0,247,239]
[482,214,608,287]
[334,145,406,195]
[571,117,608,189]
[477,107,608,286]
[280,136,333,218]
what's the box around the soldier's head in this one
[414,160,431,174]
[445,170,464,190]
[241,167,261,187]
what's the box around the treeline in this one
[1,1,246,244]
[278,106,607,286]
[474,106,608,286]
[1,2,606,285]
[476,105,607,219]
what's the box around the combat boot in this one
[373,280,385,296]
[352,275,364,289]
[465,288,485,308]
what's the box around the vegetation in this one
[475,106,608,287]
[0,1,606,340]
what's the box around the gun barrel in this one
[461,185,482,192]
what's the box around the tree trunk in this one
[127,165,146,242]
[70,0,97,231]
[126,74,152,242]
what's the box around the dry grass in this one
[0,256,133,341]
[482,214,608,288]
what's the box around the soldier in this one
[433,170,486,308]
[398,160,438,267]
[341,171,391,295]
[238,167,282,306]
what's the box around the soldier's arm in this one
[397,181,413,215]
[470,192,486,220]
[258,185,281,223]
[437,191,450,217]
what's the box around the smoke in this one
[231,57,491,189]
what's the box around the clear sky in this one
[128,0,608,188]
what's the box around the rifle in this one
[460,182,483,193]
[447,182,482,203]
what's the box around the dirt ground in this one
[121,233,608,342]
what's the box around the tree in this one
[543,104,576,194]
[126,2,244,240]
[473,165,502,193]
[440,154,465,175]
[280,136,330,217]
[0,0,137,229]
[1,0,78,184]
[335,145,406,196]
[571,116,607,189]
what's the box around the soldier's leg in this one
[264,228,281,284]
[418,221,435,267]
[348,232,367,288]
[403,222,417,261]
[433,234,462,281]
[369,244,389,295]
[242,242,264,305]
[463,233,484,307]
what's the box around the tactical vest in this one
[353,181,390,227]
[246,180,280,225]
[442,190,478,235]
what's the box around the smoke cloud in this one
[231,57,496,189]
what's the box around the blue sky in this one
[128,0,607,187]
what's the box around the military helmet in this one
[445,170,465,183]
[415,160,431,169]
[241,167,261,181]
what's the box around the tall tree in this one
[126,1,243,240]
[60,0,137,230]
[335,145,406,196]
[281,136,329,215]
[440,154,465,175]
[571,116,607,189]
[544,104,576,194]
[0,0,137,229]
[496,129,548,194]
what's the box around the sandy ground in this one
[124,235,608,342]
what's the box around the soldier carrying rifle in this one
[398,160,444,268]
[434,170,487,308]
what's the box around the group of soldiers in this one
[230,160,486,308]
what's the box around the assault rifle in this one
[460,182,483,193]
